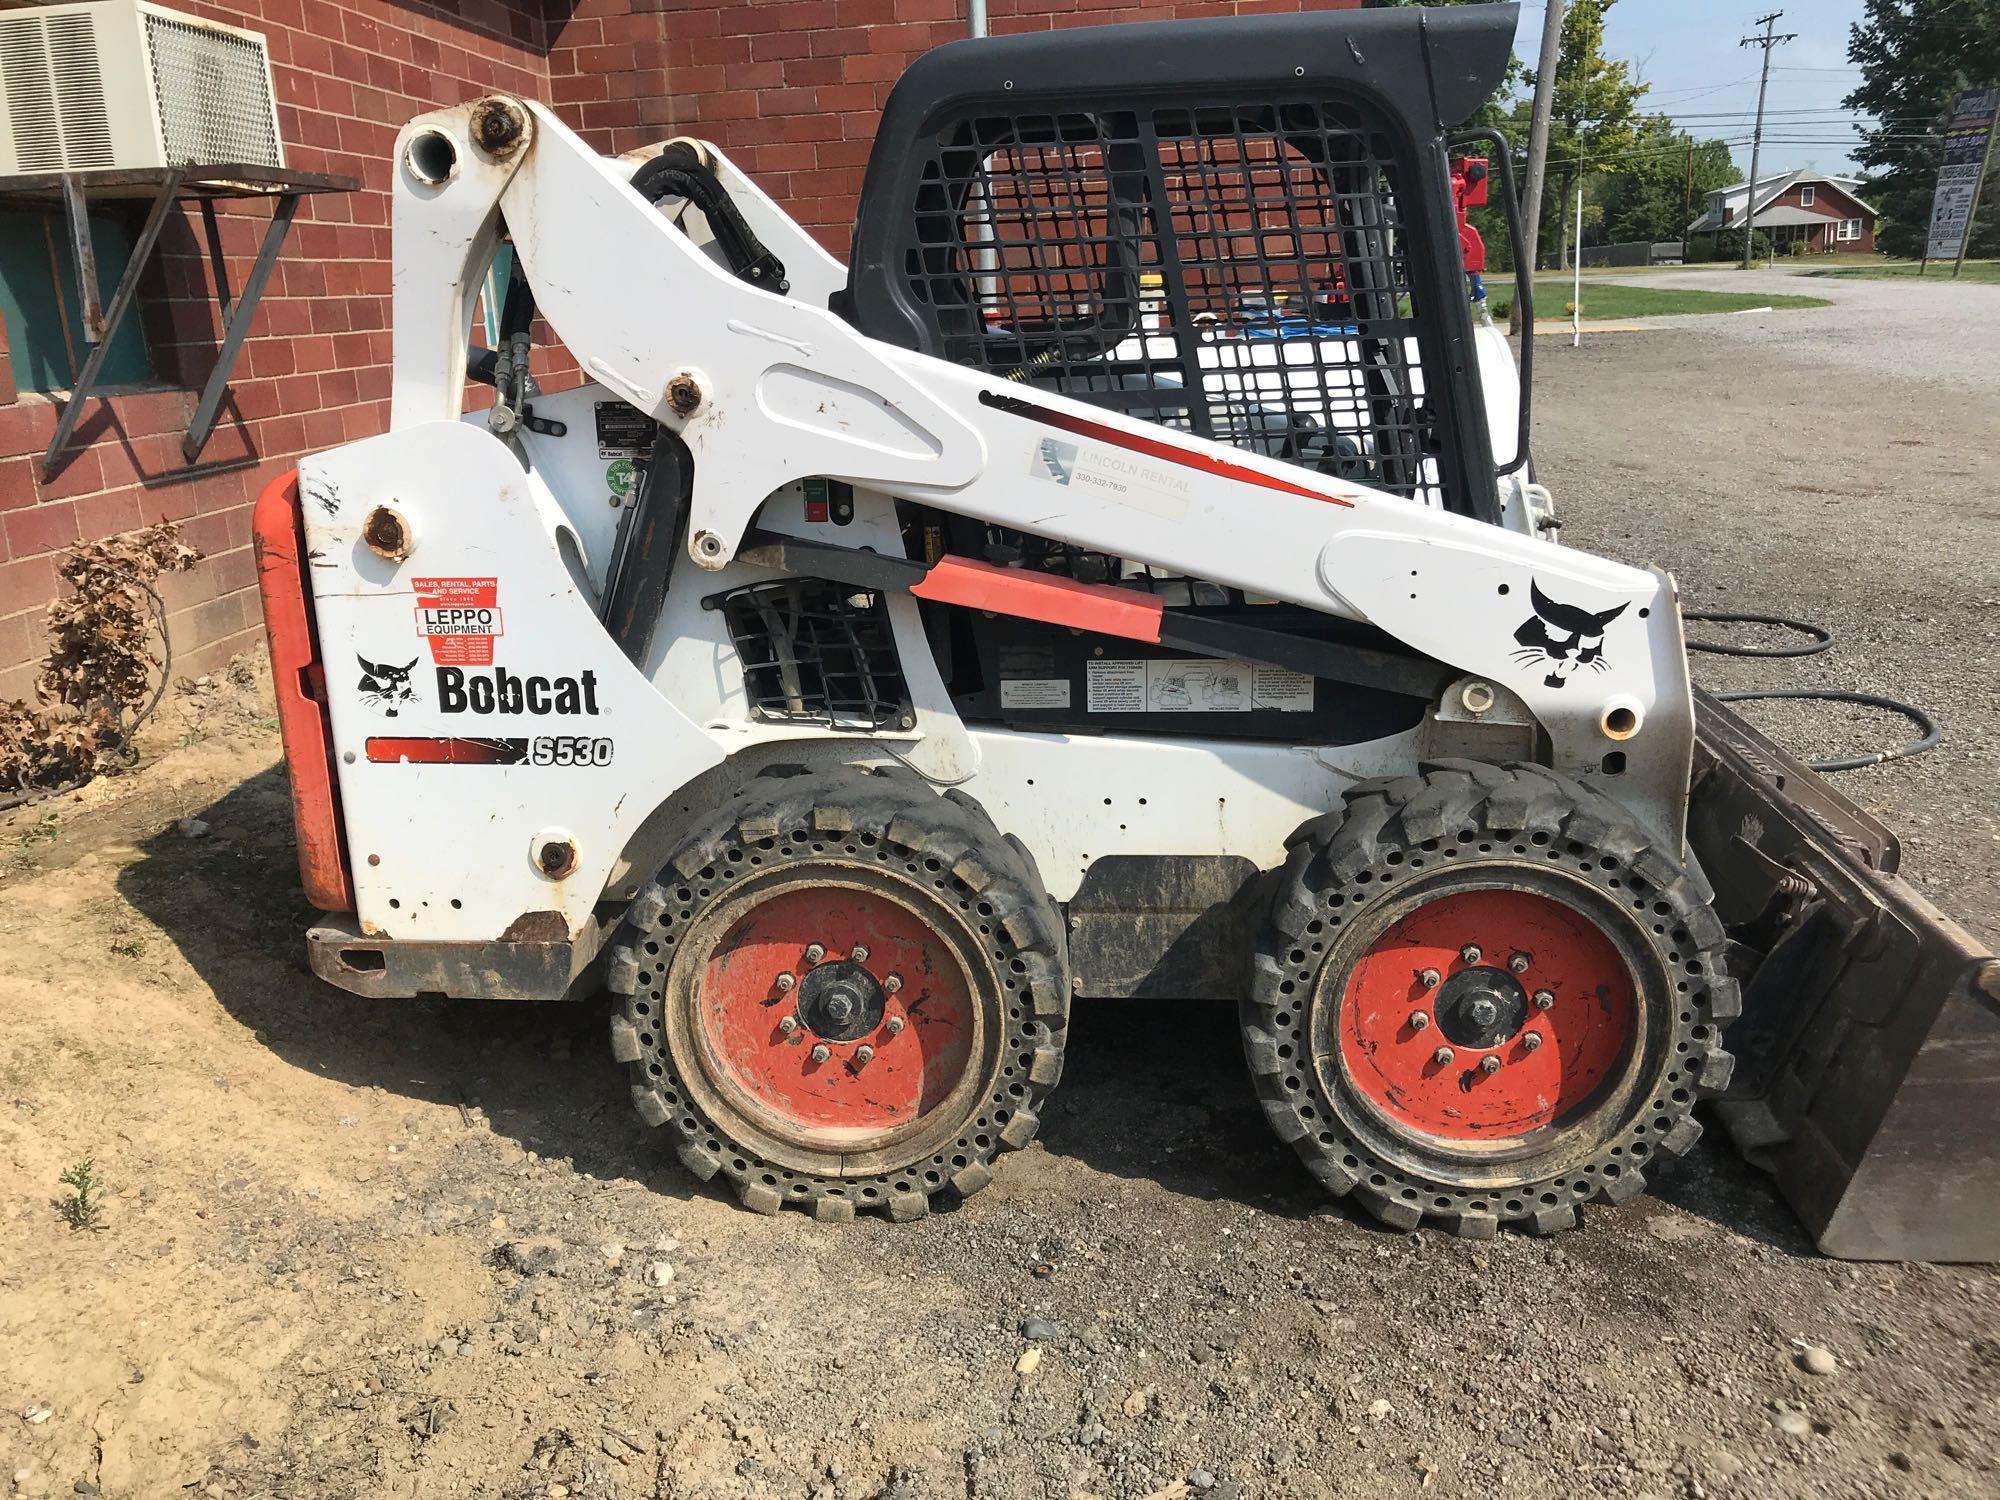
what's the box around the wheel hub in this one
[1330,883,1638,1144]
[796,959,885,1041]
[683,875,980,1152]
[1434,967,1528,1050]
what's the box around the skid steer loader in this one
[252,3,1998,1257]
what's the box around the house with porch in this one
[1687,169,1878,254]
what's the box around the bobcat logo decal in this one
[356,655,420,716]
[1511,582,1627,689]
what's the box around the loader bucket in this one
[1687,689,2000,1262]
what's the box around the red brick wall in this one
[545,0,1365,259]
[0,0,556,701]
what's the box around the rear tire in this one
[606,767,1068,1221]
[1243,760,1738,1237]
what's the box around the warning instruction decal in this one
[1086,659,1312,714]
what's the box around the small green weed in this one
[57,1158,106,1231]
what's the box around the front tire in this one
[1243,761,1738,1238]
[606,767,1068,1222]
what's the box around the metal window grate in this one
[144,12,280,168]
[720,578,909,731]
[907,100,1441,503]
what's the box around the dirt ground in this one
[4,316,1998,1500]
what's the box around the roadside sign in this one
[1926,86,1998,263]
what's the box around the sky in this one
[1523,0,1873,179]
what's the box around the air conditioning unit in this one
[0,1,283,176]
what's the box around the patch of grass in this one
[109,936,145,958]
[17,812,57,849]
[57,1157,106,1231]
[1486,280,1830,321]
[1799,258,2000,283]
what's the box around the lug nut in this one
[1508,952,1531,974]
[1432,1046,1455,1066]
[855,1044,875,1064]
[1480,1055,1503,1075]
[1521,1032,1544,1052]
[775,971,795,992]
[778,1015,800,1037]
[1532,989,1555,1011]
[809,1043,831,1063]
[1418,968,1442,990]
[850,945,869,963]
[803,943,825,965]
[883,974,902,994]
[1460,945,1482,966]
[1408,1010,1431,1031]
[885,1015,906,1035]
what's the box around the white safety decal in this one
[1085,659,1312,713]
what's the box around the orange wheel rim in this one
[693,882,978,1147]
[1336,887,1637,1142]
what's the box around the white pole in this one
[1572,182,1583,347]
[969,0,987,39]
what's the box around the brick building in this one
[1687,169,1880,256]
[0,0,1364,701]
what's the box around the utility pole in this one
[1514,0,1568,334]
[1738,12,1795,270]
[1684,137,1695,246]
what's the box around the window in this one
[1800,184,1815,207]
[0,210,153,394]
[1837,217,1863,242]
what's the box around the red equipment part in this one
[1336,887,1636,1141]
[692,882,977,1143]
[1451,156,1489,275]
[252,469,354,912]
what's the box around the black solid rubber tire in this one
[604,766,1069,1222]
[1242,759,1739,1239]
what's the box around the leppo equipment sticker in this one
[412,577,503,666]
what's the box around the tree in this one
[1385,0,1529,269]
[1596,118,1740,245]
[1535,0,1650,268]
[1847,0,2000,258]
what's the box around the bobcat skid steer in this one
[252,3,1998,1257]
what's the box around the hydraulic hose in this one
[1683,610,1832,658]
[1710,688,1943,774]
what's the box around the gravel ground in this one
[3,307,1997,1500]
[1538,279,2000,948]
[1592,265,2000,389]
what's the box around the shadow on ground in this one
[114,763,1820,1248]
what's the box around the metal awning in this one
[0,164,359,479]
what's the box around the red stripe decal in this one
[982,388,1358,507]
[910,556,1165,643]
[366,736,528,765]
